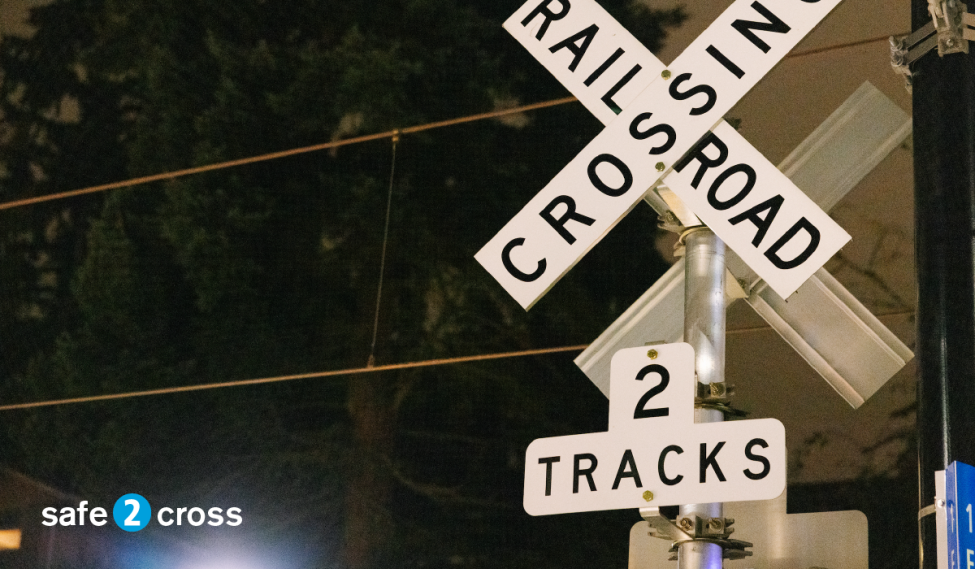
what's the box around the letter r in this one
[521,0,571,40]
[540,195,595,245]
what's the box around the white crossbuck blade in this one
[477,0,850,308]
[491,0,914,407]
[524,344,785,515]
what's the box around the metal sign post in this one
[680,229,727,569]
[908,0,975,566]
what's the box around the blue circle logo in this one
[113,493,151,532]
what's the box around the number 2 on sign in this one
[633,364,670,419]
[607,343,694,432]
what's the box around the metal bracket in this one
[640,508,753,560]
[656,210,685,234]
[696,381,730,399]
[891,1,973,90]
[666,538,754,561]
[641,507,693,542]
[695,397,750,418]
[655,185,702,231]
[918,502,939,520]
[694,383,750,418]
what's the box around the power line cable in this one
[0,309,916,412]
[0,97,575,211]
[0,344,590,411]
[0,31,906,212]
[368,132,400,367]
[788,33,902,59]
[0,32,913,411]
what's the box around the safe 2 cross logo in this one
[42,493,243,532]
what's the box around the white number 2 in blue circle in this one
[113,493,151,532]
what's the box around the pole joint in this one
[640,507,753,560]
[891,0,975,90]
[694,381,749,418]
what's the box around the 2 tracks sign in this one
[524,343,785,515]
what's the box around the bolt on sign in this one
[476,0,850,309]
[523,343,785,515]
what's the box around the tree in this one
[0,1,683,567]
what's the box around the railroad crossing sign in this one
[523,343,785,515]
[477,0,850,309]
[489,0,914,408]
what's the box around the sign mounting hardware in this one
[890,0,975,86]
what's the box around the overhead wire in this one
[367,132,400,368]
[0,97,576,211]
[787,33,902,59]
[0,310,917,412]
[0,32,906,212]
[0,344,590,411]
[0,32,914,411]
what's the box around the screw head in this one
[678,517,693,531]
[707,518,722,530]
[655,162,666,172]
[647,349,658,359]
[662,70,672,79]
[642,490,654,502]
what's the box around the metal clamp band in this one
[918,499,945,521]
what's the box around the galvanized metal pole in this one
[912,1,975,567]
[680,228,726,569]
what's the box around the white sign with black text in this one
[502,0,666,124]
[523,343,785,515]
[667,121,849,294]
[478,0,849,308]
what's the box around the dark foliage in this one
[0,1,684,567]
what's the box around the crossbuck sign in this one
[476,0,850,309]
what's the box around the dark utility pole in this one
[913,1,975,567]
